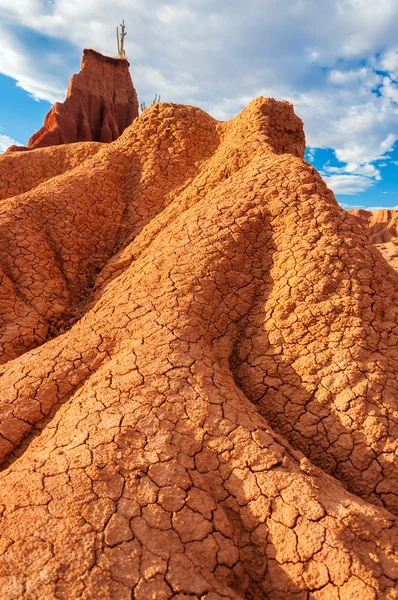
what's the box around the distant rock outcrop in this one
[349,208,398,270]
[0,99,398,598]
[7,49,139,152]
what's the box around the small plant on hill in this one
[116,20,127,58]
[140,94,161,114]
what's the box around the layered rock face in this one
[349,208,398,271]
[7,49,138,152]
[0,99,397,598]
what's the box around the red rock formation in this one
[349,208,398,244]
[349,208,398,271]
[0,99,397,598]
[7,49,138,152]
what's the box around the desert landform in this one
[0,49,397,599]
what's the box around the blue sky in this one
[1,0,398,208]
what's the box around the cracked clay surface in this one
[0,98,397,598]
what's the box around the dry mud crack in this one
[0,98,397,599]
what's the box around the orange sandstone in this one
[0,99,397,598]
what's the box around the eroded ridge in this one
[0,98,397,598]
[0,142,103,201]
[0,103,218,363]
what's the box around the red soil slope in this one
[6,49,138,152]
[0,99,397,599]
[0,142,102,200]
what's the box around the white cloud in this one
[0,25,67,103]
[323,162,382,179]
[329,67,381,90]
[0,133,21,153]
[323,174,375,195]
[306,148,316,162]
[376,47,398,80]
[381,76,398,103]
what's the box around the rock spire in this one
[7,49,139,152]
